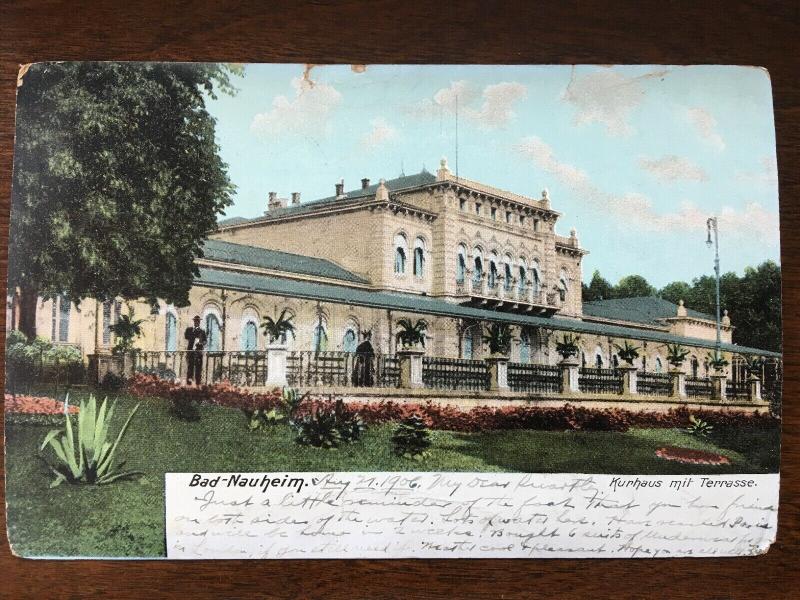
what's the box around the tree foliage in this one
[10,62,240,337]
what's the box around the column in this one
[398,348,425,389]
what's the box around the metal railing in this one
[685,377,713,399]
[578,367,621,394]
[422,356,489,391]
[726,379,749,400]
[286,351,398,388]
[507,362,561,393]
[636,371,672,397]
[135,350,268,386]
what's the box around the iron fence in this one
[578,367,621,394]
[422,356,489,391]
[726,379,749,400]
[507,362,561,393]
[286,351,398,388]
[135,350,269,386]
[685,377,713,399]
[636,371,672,397]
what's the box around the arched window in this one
[394,233,408,274]
[462,329,474,359]
[51,294,71,343]
[413,237,426,277]
[691,356,699,378]
[655,357,663,373]
[313,321,329,352]
[473,250,484,285]
[343,328,358,353]
[612,355,619,369]
[504,256,513,291]
[558,268,569,301]
[488,252,499,288]
[519,329,531,363]
[531,260,542,294]
[518,263,527,294]
[242,321,258,351]
[456,244,467,283]
[165,313,177,352]
[594,346,604,369]
[205,313,221,351]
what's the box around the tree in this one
[615,275,656,298]
[659,281,692,305]
[583,270,615,301]
[9,62,240,338]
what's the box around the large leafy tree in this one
[10,62,240,337]
[615,274,656,298]
[582,270,615,301]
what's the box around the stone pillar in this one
[711,373,727,401]
[669,369,687,399]
[485,355,509,392]
[122,352,136,378]
[559,357,580,394]
[265,345,288,387]
[398,348,425,388]
[748,374,762,402]
[620,365,638,395]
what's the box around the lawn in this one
[4,389,780,558]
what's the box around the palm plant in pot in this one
[739,353,763,377]
[396,318,427,350]
[707,351,729,373]
[614,341,641,367]
[108,311,144,355]
[261,309,295,345]
[482,322,512,357]
[665,343,690,370]
[555,333,581,361]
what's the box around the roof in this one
[199,239,368,284]
[582,296,714,326]
[195,267,780,357]
[217,171,438,228]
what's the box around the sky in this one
[205,64,780,288]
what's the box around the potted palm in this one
[555,333,581,361]
[739,354,764,402]
[396,319,427,388]
[395,318,427,351]
[555,333,581,394]
[613,340,641,395]
[262,309,295,387]
[664,343,690,399]
[108,309,145,377]
[483,323,511,391]
[707,351,730,402]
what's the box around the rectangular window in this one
[102,301,112,345]
[533,219,540,232]
[51,298,57,341]
[459,198,466,211]
[505,211,512,224]
[519,215,526,226]
[490,207,497,220]
[58,295,70,343]
[475,203,481,215]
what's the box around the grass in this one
[4,388,779,558]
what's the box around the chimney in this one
[335,179,345,198]
[291,192,301,205]
[267,192,278,211]
[361,177,370,190]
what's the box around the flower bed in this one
[4,393,78,415]
[125,373,779,433]
[655,446,731,465]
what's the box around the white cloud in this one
[250,76,342,137]
[407,80,526,129]
[685,107,725,151]
[736,155,778,187]
[561,68,667,137]
[513,135,777,239]
[639,155,708,182]
[360,117,398,149]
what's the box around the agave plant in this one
[707,352,730,372]
[108,311,145,355]
[482,322,512,356]
[614,341,641,366]
[40,394,141,487]
[555,333,581,360]
[396,318,427,348]
[686,414,713,437]
[261,309,295,344]
[665,343,690,368]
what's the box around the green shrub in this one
[391,414,432,460]
[100,371,126,392]
[687,414,713,437]
[40,394,142,487]
[294,399,365,449]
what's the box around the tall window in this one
[102,301,113,345]
[691,356,699,378]
[531,260,542,294]
[655,357,663,373]
[504,262,513,291]
[242,321,258,351]
[488,253,498,288]
[206,313,221,351]
[51,294,70,343]
[343,329,357,353]
[413,237,425,277]
[462,329,474,359]
[518,264,527,294]
[475,203,482,216]
[313,322,328,352]
[519,329,531,363]
[165,313,177,352]
[456,245,467,283]
[595,347,604,369]
[558,268,569,301]
[473,255,483,285]
[394,233,407,274]
[490,207,497,220]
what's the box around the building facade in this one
[14,160,779,389]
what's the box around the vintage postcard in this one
[4,63,781,559]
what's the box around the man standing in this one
[352,330,375,387]
[184,315,207,385]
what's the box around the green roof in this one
[196,267,779,358]
[200,240,368,284]
[583,296,714,326]
[217,170,438,227]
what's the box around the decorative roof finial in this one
[375,178,389,202]
[722,309,731,327]
[437,156,451,181]
[677,299,687,317]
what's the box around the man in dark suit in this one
[184,315,207,385]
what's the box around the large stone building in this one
[18,159,779,389]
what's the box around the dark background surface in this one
[0,1,797,598]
